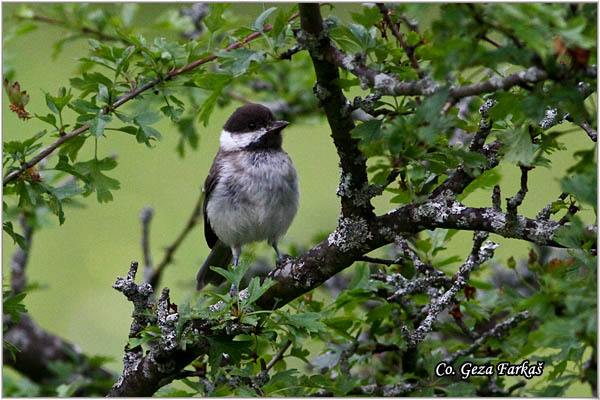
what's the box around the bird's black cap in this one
[223,103,279,134]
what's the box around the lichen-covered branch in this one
[322,39,596,102]
[395,236,445,277]
[430,101,498,200]
[298,3,374,219]
[506,166,531,219]
[403,231,497,347]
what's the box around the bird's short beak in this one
[267,120,289,133]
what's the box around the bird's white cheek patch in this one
[220,129,265,151]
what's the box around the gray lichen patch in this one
[328,216,373,252]
[373,73,397,91]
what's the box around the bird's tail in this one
[196,240,232,290]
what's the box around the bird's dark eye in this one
[248,122,256,130]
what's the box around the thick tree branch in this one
[3,314,116,395]
[10,214,33,294]
[109,195,577,396]
[3,12,301,186]
[298,3,374,219]
[4,212,115,394]
[322,40,596,101]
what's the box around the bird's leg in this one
[272,243,282,260]
[230,246,241,296]
[272,241,293,266]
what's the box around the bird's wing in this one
[203,155,221,249]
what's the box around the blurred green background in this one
[2,3,593,395]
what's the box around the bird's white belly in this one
[206,151,299,247]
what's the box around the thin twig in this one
[265,340,291,372]
[492,185,502,212]
[148,194,203,288]
[453,313,477,340]
[140,206,154,282]
[441,311,530,364]
[536,192,568,220]
[396,236,444,277]
[26,14,124,42]
[376,3,423,78]
[506,166,532,218]
[578,121,597,142]
[4,11,302,186]
[359,255,401,266]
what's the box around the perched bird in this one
[196,103,299,290]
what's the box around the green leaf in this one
[348,262,370,290]
[252,7,277,32]
[446,382,477,397]
[406,31,421,47]
[52,182,86,200]
[73,157,120,203]
[193,73,232,90]
[161,105,183,123]
[198,90,221,127]
[210,260,249,288]
[97,83,110,104]
[36,113,57,128]
[243,277,276,306]
[500,127,535,165]
[204,3,230,32]
[69,99,101,114]
[87,114,112,137]
[58,135,87,162]
[45,92,60,114]
[351,119,385,156]
[561,170,597,208]
[218,48,266,76]
[278,311,326,334]
[176,117,199,157]
[4,292,28,323]
[3,222,26,249]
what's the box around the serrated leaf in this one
[252,7,277,32]
[69,99,101,114]
[193,73,232,90]
[73,157,120,203]
[3,222,26,249]
[278,312,326,334]
[87,114,112,137]
[134,111,162,126]
[198,90,221,127]
[97,83,110,104]
[500,128,535,165]
[204,3,230,32]
[218,48,266,76]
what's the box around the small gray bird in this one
[196,103,299,290]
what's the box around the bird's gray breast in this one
[206,150,299,247]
